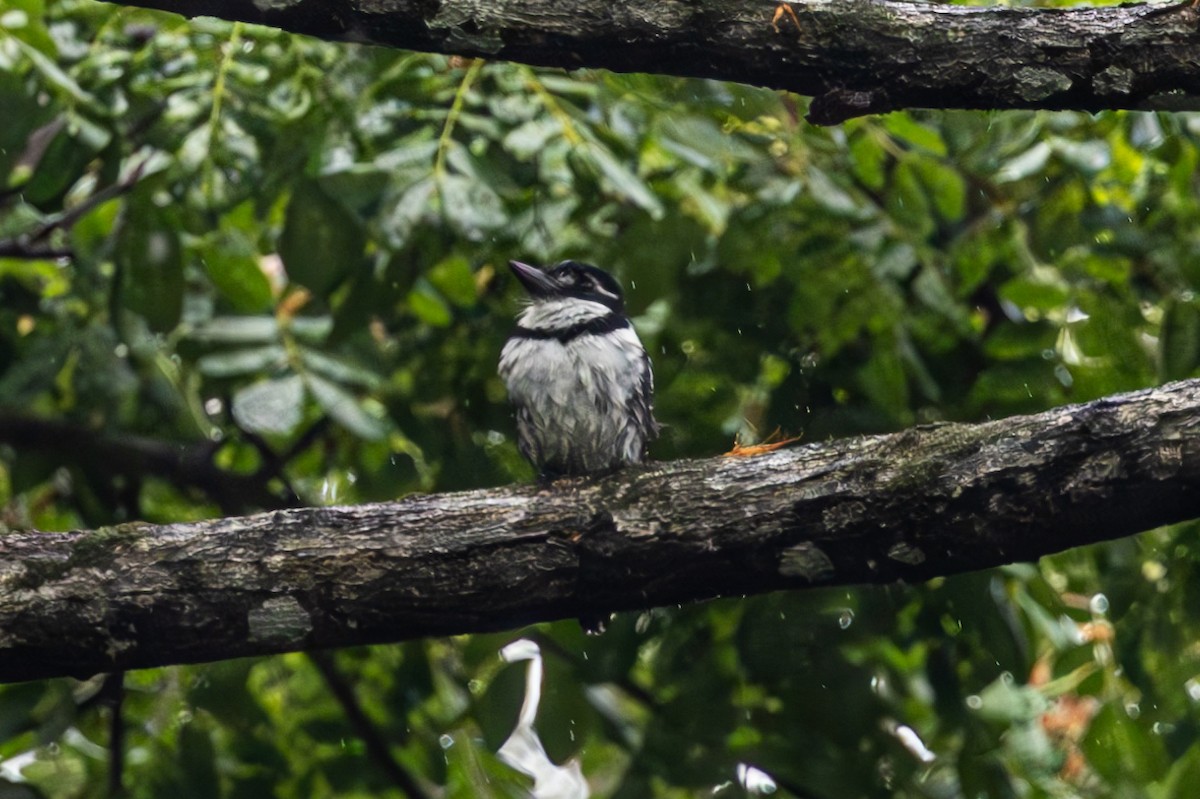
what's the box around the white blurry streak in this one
[883,719,936,763]
[497,639,589,799]
[0,749,37,782]
[736,763,777,794]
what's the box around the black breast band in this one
[511,314,630,343]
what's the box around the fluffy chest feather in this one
[499,326,645,408]
[499,309,654,473]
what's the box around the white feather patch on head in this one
[517,297,613,331]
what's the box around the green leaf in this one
[288,315,334,343]
[317,163,389,214]
[117,193,184,333]
[68,197,120,264]
[21,115,110,206]
[972,674,1047,724]
[279,179,364,296]
[585,143,664,219]
[883,114,946,156]
[189,316,280,345]
[196,345,287,378]
[848,129,888,191]
[886,158,933,238]
[657,115,758,171]
[428,255,478,308]
[298,347,381,388]
[984,323,1056,361]
[997,141,1052,183]
[175,722,220,799]
[1081,704,1167,784]
[807,166,865,218]
[200,228,274,313]
[1152,745,1200,799]
[232,374,304,436]
[1159,298,1200,382]
[0,79,54,185]
[502,118,560,161]
[13,38,98,108]
[407,280,452,327]
[304,372,388,439]
[1052,137,1110,175]
[857,349,910,423]
[439,173,507,240]
[21,753,88,796]
[912,158,967,222]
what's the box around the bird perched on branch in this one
[499,260,658,479]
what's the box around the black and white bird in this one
[499,260,658,479]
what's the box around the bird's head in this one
[509,260,626,313]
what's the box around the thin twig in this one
[0,157,151,262]
[26,158,151,244]
[308,651,434,799]
[0,243,74,260]
[102,671,127,798]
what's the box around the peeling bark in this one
[2,380,1200,683]
[99,0,1200,123]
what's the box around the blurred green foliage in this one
[2,1,1200,797]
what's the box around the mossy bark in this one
[100,0,1200,123]
[3,380,1200,683]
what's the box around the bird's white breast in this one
[499,322,651,472]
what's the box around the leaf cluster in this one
[2,2,1200,797]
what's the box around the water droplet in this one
[438,734,455,750]
[1185,678,1200,702]
[635,612,651,634]
[1125,702,1140,719]
[204,397,223,415]
[1089,593,1109,615]
[965,694,983,710]
[838,609,854,629]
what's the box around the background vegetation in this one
[2,1,1200,796]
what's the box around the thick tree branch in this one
[2,380,1200,683]
[100,0,1200,123]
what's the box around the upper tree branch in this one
[3,379,1200,683]
[99,0,1200,123]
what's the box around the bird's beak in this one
[509,261,559,298]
